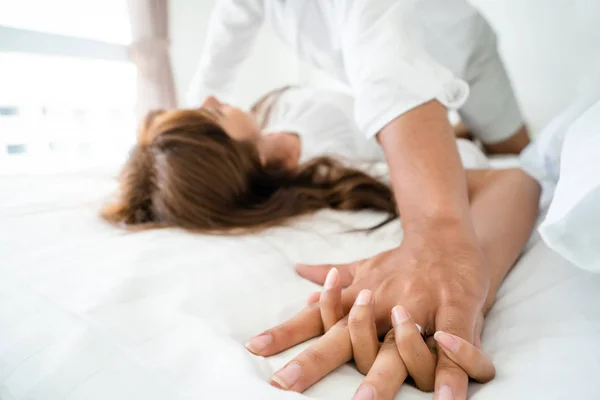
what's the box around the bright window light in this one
[0,0,135,174]
[0,0,131,44]
[0,53,136,174]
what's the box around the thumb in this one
[295,262,355,287]
[434,304,478,400]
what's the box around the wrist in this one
[403,211,477,241]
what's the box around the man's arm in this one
[340,2,498,398]
[186,0,264,106]
[377,100,489,400]
[378,100,475,233]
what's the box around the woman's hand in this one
[246,230,489,399]
[247,268,495,400]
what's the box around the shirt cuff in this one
[362,79,470,139]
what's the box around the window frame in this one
[0,16,135,170]
[0,25,129,62]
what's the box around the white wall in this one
[297,61,350,93]
[469,0,600,135]
[169,0,300,108]
[297,0,600,136]
[170,0,600,134]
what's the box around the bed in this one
[1,167,599,400]
[3,1,600,399]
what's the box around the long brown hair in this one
[101,109,397,232]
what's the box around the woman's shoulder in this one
[249,85,293,129]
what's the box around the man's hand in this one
[245,223,489,398]
[306,227,489,399]
[245,101,493,398]
[377,100,488,398]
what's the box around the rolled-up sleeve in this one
[186,0,264,106]
[341,0,470,138]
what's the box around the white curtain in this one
[127,0,177,119]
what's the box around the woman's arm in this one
[483,126,531,155]
[465,168,541,313]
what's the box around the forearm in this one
[466,169,541,313]
[482,125,530,155]
[378,100,475,236]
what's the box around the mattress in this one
[1,171,599,400]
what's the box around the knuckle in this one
[271,322,304,343]
[393,325,414,343]
[374,275,396,297]
[267,327,289,344]
[437,358,465,375]
[382,329,396,344]
[348,310,366,330]
[439,283,473,304]
[274,322,295,338]
[400,278,425,295]
[331,318,349,331]
[301,347,329,366]
[370,366,398,383]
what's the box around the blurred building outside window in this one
[0,0,136,174]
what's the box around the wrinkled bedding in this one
[1,170,599,400]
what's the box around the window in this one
[0,107,19,116]
[0,0,135,174]
[0,0,130,44]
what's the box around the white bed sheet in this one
[1,171,599,400]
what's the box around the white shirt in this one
[262,87,384,164]
[262,86,490,169]
[188,0,483,139]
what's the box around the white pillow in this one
[520,93,600,213]
[537,100,600,272]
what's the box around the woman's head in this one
[101,106,398,233]
[201,96,261,142]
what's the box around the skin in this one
[202,96,301,170]
[202,96,262,142]
[203,96,538,399]
[299,279,497,398]
[248,168,540,399]
[202,94,527,168]
[456,122,530,155]
[350,101,488,399]
[483,125,530,155]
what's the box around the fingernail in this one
[436,385,454,400]
[271,362,302,389]
[355,289,372,306]
[324,267,339,290]
[434,331,460,353]
[352,383,375,400]
[392,305,409,326]
[245,334,272,354]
